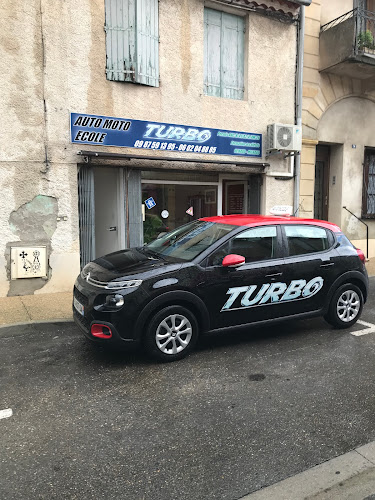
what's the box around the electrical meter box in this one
[10,246,48,279]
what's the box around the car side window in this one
[207,226,277,266]
[284,225,330,256]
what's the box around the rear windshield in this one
[146,220,236,261]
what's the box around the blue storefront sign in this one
[70,113,262,158]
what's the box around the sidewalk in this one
[0,291,73,327]
[241,441,375,500]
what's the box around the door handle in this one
[107,226,117,231]
[320,262,334,267]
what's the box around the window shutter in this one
[105,0,136,82]
[204,8,222,97]
[105,0,159,87]
[221,12,244,100]
[135,0,159,87]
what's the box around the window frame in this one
[362,148,375,219]
[203,7,246,100]
[204,224,283,268]
[104,0,159,87]
[281,224,335,259]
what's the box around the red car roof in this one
[200,214,341,232]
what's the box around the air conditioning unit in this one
[267,123,302,152]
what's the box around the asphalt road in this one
[1,278,375,500]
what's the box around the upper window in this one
[208,226,277,266]
[362,148,375,218]
[284,225,330,256]
[105,0,159,87]
[204,8,245,100]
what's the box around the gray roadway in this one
[1,278,375,500]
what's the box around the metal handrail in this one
[320,9,355,33]
[343,206,369,258]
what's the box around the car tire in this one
[324,283,363,329]
[143,305,199,362]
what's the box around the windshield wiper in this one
[142,247,166,260]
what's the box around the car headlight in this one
[105,279,143,290]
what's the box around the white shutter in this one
[204,8,222,97]
[105,0,159,87]
[204,8,245,100]
[135,0,159,87]
[221,12,245,100]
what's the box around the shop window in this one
[362,149,375,218]
[142,183,218,243]
[204,8,245,100]
[105,0,159,87]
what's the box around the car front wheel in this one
[143,305,199,362]
[325,283,363,329]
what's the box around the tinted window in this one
[285,225,329,256]
[208,226,277,266]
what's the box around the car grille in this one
[73,309,90,332]
[74,286,89,306]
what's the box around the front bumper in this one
[73,308,139,348]
[72,275,145,344]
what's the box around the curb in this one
[241,441,375,499]
[0,318,73,331]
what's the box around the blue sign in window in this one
[145,197,156,210]
[71,113,262,158]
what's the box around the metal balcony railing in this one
[321,7,375,56]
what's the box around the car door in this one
[280,224,341,315]
[198,225,289,330]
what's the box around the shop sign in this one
[70,113,262,158]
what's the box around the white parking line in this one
[0,408,13,420]
[351,320,375,336]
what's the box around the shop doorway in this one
[93,167,125,258]
[314,145,330,220]
[77,165,132,268]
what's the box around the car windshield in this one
[145,220,236,261]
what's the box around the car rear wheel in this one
[143,305,199,362]
[324,283,363,329]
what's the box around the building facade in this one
[0,0,306,297]
[300,0,375,258]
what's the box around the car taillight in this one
[91,324,113,339]
[356,248,366,264]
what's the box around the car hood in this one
[82,248,181,283]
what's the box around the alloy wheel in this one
[337,290,360,322]
[155,314,193,355]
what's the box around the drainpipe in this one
[294,5,305,216]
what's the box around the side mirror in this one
[222,254,245,268]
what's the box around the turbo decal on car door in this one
[221,277,324,312]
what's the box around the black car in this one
[73,215,368,362]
